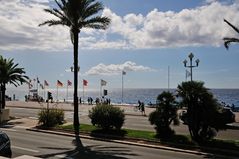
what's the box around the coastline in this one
[5,101,239,123]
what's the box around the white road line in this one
[28,117,38,120]
[12,146,39,153]
[0,128,17,132]
[15,126,30,129]
[55,154,67,158]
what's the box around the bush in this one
[89,104,125,130]
[38,108,64,127]
[149,91,179,138]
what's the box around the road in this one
[9,107,239,141]
[1,126,235,159]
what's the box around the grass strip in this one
[58,123,239,151]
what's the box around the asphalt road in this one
[9,107,239,141]
[1,127,235,159]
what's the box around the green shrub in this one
[149,91,179,138]
[89,104,125,130]
[38,108,64,127]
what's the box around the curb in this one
[26,128,239,158]
[27,128,208,156]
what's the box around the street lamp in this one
[183,53,200,81]
[70,66,80,72]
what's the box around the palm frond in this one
[83,16,111,29]
[224,19,239,34]
[0,56,28,87]
[223,37,239,50]
[39,20,68,26]
[83,1,104,19]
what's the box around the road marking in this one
[55,154,67,158]
[15,126,30,129]
[0,128,17,132]
[28,117,38,120]
[12,145,39,153]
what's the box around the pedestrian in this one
[138,100,141,110]
[141,102,146,116]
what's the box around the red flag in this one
[83,79,88,86]
[44,80,49,86]
[57,80,63,87]
[67,80,72,86]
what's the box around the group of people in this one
[95,97,111,105]
[78,96,111,105]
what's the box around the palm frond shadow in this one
[37,135,137,159]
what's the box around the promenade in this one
[6,101,239,123]
[6,101,155,117]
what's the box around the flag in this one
[28,79,33,89]
[122,71,126,75]
[186,70,191,78]
[101,79,107,86]
[28,80,33,89]
[57,80,63,87]
[67,80,72,86]
[83,79,88,86]
[44,80,49,86]
[40,84,44,89]
[37,77,40,84]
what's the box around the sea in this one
[5,88,239,107]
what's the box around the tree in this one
[39,0,111,135]
[148,91,179,138]
[0,55,28,109]
[223,19,239,49]
[177,81,223,142]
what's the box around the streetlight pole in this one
[183,53,200,81]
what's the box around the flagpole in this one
[36,77,39,97]
[168,66,170,91]
[66,81,68,102]
[83,81,84,104]
[122,72,124,104]
[100,81,102,97]
[57,84,58,102]
[43,82,46,101]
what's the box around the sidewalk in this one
[6,101,155,117]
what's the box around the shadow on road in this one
[36,135,138,159]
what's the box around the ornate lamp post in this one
[183,53,200,81]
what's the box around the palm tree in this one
[177,81,220,142]
[0,55,28,109]
[223,19,239,49]
[39,0,111,134]
[149,91,179,138]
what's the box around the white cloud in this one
[0,1,239,51]
[85,61,156,76]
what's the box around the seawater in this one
[6,88,239,107]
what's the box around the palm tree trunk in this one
[0,84,6,109]
[73,30,80,135]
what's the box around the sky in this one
[1,0,239,91]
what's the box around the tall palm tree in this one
[223,19,239,49]
[0,55,28,109]
[39,0,111,134]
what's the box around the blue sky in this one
[1,0,239,91]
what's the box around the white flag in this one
[186,70,191,78]
[101,79,107,86]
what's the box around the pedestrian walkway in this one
[6,101,154,117]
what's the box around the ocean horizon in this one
[6,88,239,107]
